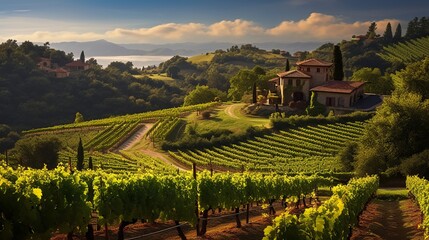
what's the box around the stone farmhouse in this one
[269,58,365,108]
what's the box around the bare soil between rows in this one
[350,198,424,240]
[51,199,322,240]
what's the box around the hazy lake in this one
[89,55,173,68]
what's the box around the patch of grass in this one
[187,53,215,63]
[376,188,409,201]
[260,53,286,59]
[185,103,270,136]
[137,73,175,81]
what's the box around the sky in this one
[0,0,428,44]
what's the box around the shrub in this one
[337,142,358,171]
[399,149,429,178]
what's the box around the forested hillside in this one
[0,40,184,130]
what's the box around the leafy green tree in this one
[76,138,84,171]
[228,69,258,100]
[355,92,429,176]
[333,45,344,80]
[0,124,19,153]
[383,22,393,42]
[228,66,267,101]
[393,23,402,40]
[80,50,85,63]
[183,85,226,106]
[337,142,358,172]
[166,66,180,78]
[351,67,393,94]
[15,137,62,169]
[106,61,135,73]
[74,112,84,123]
[305,92,326,116]
[392,57,429,99]
[400,149,429,178]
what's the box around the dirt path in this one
[116,124,154,151]
[224,104,241,119]
[350,198,423,240]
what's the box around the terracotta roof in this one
[66,61,88,67]
[277,70,311,78]
[296,58,333,67]
[51,68,69,73]
[269,77,280,82]
[310,81,365,94]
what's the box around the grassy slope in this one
[187,53,215,64]
[134,73,175,81]
[185,103,270,136]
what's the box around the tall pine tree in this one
[76,138,84,171]
[383,22,393,42]
[80,50,85,63]
[333,45,344,81]
[285,58,290,72]
[394,23,402,41]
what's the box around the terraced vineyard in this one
[169,121,365,173]
[85,121,141,151]
[379,36,429,63]
[145,117,184,142]
[24,102,220,133]
[59,147,177,173]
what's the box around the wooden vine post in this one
[246,203,250,224]
[193,163,201,236]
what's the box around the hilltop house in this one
[269,58,365,108]
[65,60,89,71]
[37,58,70,78]
[37,58,89,78]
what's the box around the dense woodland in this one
[0,40,184,130]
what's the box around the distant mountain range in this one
[50,39,323,57]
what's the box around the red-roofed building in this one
[65,60,89,71]
[49,68,70,78]
[37,58,70,79]
[269,58,365,108]
[310,81,365,107]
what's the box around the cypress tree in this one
[394,23,402,40]
[333,45,344,81]
[88,156,93,170]
[383,22,393,42]
[80,50,85,63]
[406,17,419,39]
[76,138,84,171]
[252,82,257,104]
[285,58,290,71]
[366,22,378,39]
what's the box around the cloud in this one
[3,13,400,44]
[13,10,31,13]
[266,13,399,42]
